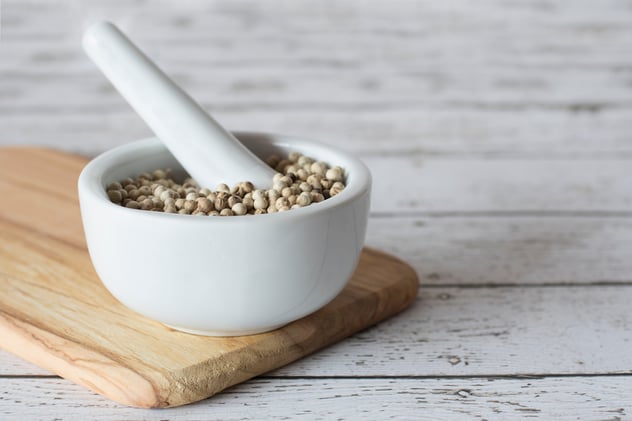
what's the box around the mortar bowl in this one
[78,132,371,336]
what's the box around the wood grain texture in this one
[366,216,632,285]
[270,285,632,377]
[1,0,631,157]
[3,285,632,378]
[1,376,630,420]
[366,157,632,213]
[0,148,418,408]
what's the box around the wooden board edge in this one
[0,311,169,408]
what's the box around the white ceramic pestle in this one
[82,21,276,189]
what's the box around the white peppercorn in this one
[275,197,290,209]
[240,181,254,194]
[107,149,345,217]
[197,197,213,213]
[254,197,268,210]
[310,191,325,203]
[306,174,322,189]
[299,182,312,192]
[160,190,176,202]
[138,185,152,196]
[121,177,134,187]
[297,191,312,207]
[216,183,230,193]
[297,155,313,166]
[267,189,280,202]
[330,181,345,196]
[320,179,333,189]
[107,190,123,203]
[286,164,300,174]
[242,195,255,209]
[310,162,327,176]
[227,195,242,208]
[232,203,247,215]
[326,167,343,182]
[276,159,291,172]
[296,168,309,181]
[279,175,293,186]
[213,192,228,209]
[183,178,197,188]
[152,169,166,180]
[183,200,197,212]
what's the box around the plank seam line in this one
[0,375,59,379]
[357,151,632,160]
[3,100,632,113]
[369,210,632,218]
[2,373,632,380]
[260,373,632,380]
[419,282,632,289]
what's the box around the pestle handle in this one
[82,21,276,189]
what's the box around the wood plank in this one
[3,109,632,158]
[366,157,632,213]
[0,351,51,376]
[366,216,632,285]
[4,286,632,378]
[269,286,632,377]
[1,0,632,156]
[1,376,630,419]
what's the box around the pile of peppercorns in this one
[106,152,346,216]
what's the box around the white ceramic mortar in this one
[78,132,371,336]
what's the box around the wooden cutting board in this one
[0,147,419,408]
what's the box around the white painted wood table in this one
[1,0,631,419]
